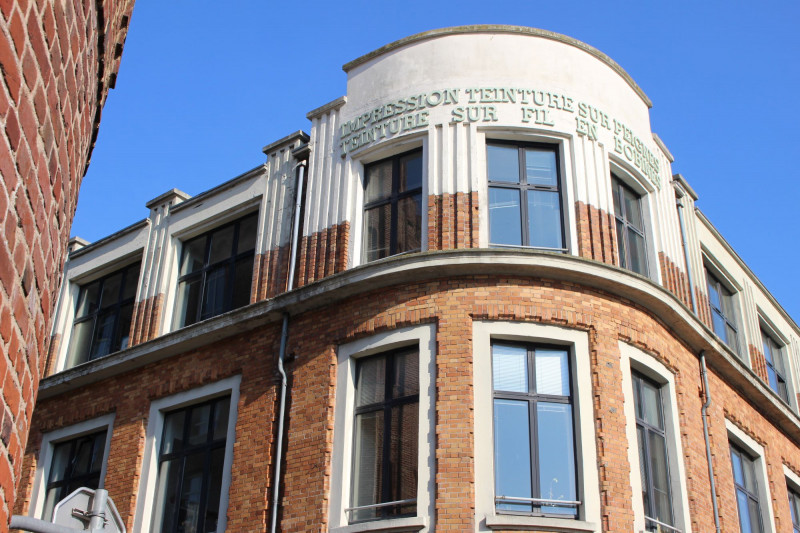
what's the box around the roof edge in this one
[342,25,652,109]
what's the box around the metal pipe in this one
[700,352,721,533]
[87,489,108,531]
[676,196,697,313]
[9,516,79,533]
[269,161,306,533]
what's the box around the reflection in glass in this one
[489,188,521,246]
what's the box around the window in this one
[350,348,419,522]
[761,329,789,403]
[65,262,140,367]
[612,176,647,275]
[632,372,675,532]
[151,395,231,533]
[487,143,564,250]
[174,213,257,328]
[706,270,739,353]
[789,485,800,533]
[491,342,577,517]
[41,430,107,520]
[362,150,422,262]
[730,444,765,533]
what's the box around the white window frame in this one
[702,255,745,359]
[328,324,436,533]
[784,465,800,532]
[473,321,600,532]
[133,375,241,532]
[726,420,776,533]
[619,342,692,533]
[28,414,115,520]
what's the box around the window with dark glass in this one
[492,343,577,517]
[350,348,419,522]
[66,262,140,367]
[788,485,800,533]
[612,176,647,275]
[151,396,231,533]
[730,444,764,533]
[706,270,739,353]
[762,329,789,403]
[632,372,674,532]
[487,143,564,250]
[362,150,422,262]
[42,430,107,520]
[174,213,257,328]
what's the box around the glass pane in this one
[175,277,202,328]
[535,348,569,396]
[231,256,254,310]
[43,486,61,521]
[537,402,577,516]
[48,442,72,482]
[116,302,134,351]
[492,344,527,393]
[356,356,386,407]
[489,187,522,246]
[399,152,422,193]
[623,187,643,229]
[201,265,230,320]
[712,310,728,343]
[203,447,225,532]
[648,431,672,523]
[628,230,647,275]
[209,225,235,265]
[637,427,649,513]
[352,410,384,521]
[616,219,626,267]
[747,497,763,533]
[237,214,258,254]
[389,403,418,507]
[397,195,422,254]
[767,367,779,394]
[525,149,557,186]
[494,399,531,512]
[640,379,663,430]
[737,489,753,533]
[363,204,391,262]
[612,180,622,215]
[365,160,393,203]
[181,236,207,276]
[528,190,563,249]
[76,281,101,318]
[99,273,122,309]
[71,437,95,475]
[726,324,739,352]
[66,320,94,367]
[487,145,519,183]
[392,350,419,398]
[177,452,205,533]
[89,433,106,473]
[706,274,721,309]
[121,264,140,300]
[89,310,115,360]
[743,454,758,494]
[187,404,211,446]
[153,458,182,533]
[162,410,186,454]
[212,397,231,441]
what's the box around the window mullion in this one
[518,148,530,247]
[381,353,394,514]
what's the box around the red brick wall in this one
[14,275,800,532]
[0,0,135,525]
[296,222,349,288]
[427,191,479,250]
[254,245,291,300]
[659,251,693,310]
[129,293,164,346]
[749,343,769,383]
[575,201,617,265]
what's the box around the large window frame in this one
[65,262,140,367]
[761,328,789,404]
[726,421,776,533]
[612,175,648,276]
[362,149,423,263]
[706,268,740,354]
[486,141,565,252]
[173,213,257,329]
[730,444,765,533]
[789,485,800,533]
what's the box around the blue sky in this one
[74,0,800,321]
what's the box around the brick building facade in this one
[0,0,135,528]
[12,26,800,533]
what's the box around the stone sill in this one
[485,513,597,532]
[330,516,426,533]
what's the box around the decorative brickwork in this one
[129,293,164,346]
[427,192,479,250]
[296,222,349,288]
[749,343,769,383]
[0,0,135,525]
[575,201,617,265]
[696,286,713,329]
[15,274,800,532]
[254,245,290,301]
[659,251,693,310]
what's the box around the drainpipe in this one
[700,351,721,533]
[269,159,306,533]
[676,195,697,313]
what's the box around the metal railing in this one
[345,498,417,519]
[495,495,581,507]
[644,515,682,533]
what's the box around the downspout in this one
[700,351,721,533]
[676,195,697,313]
[269,159,306,533]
